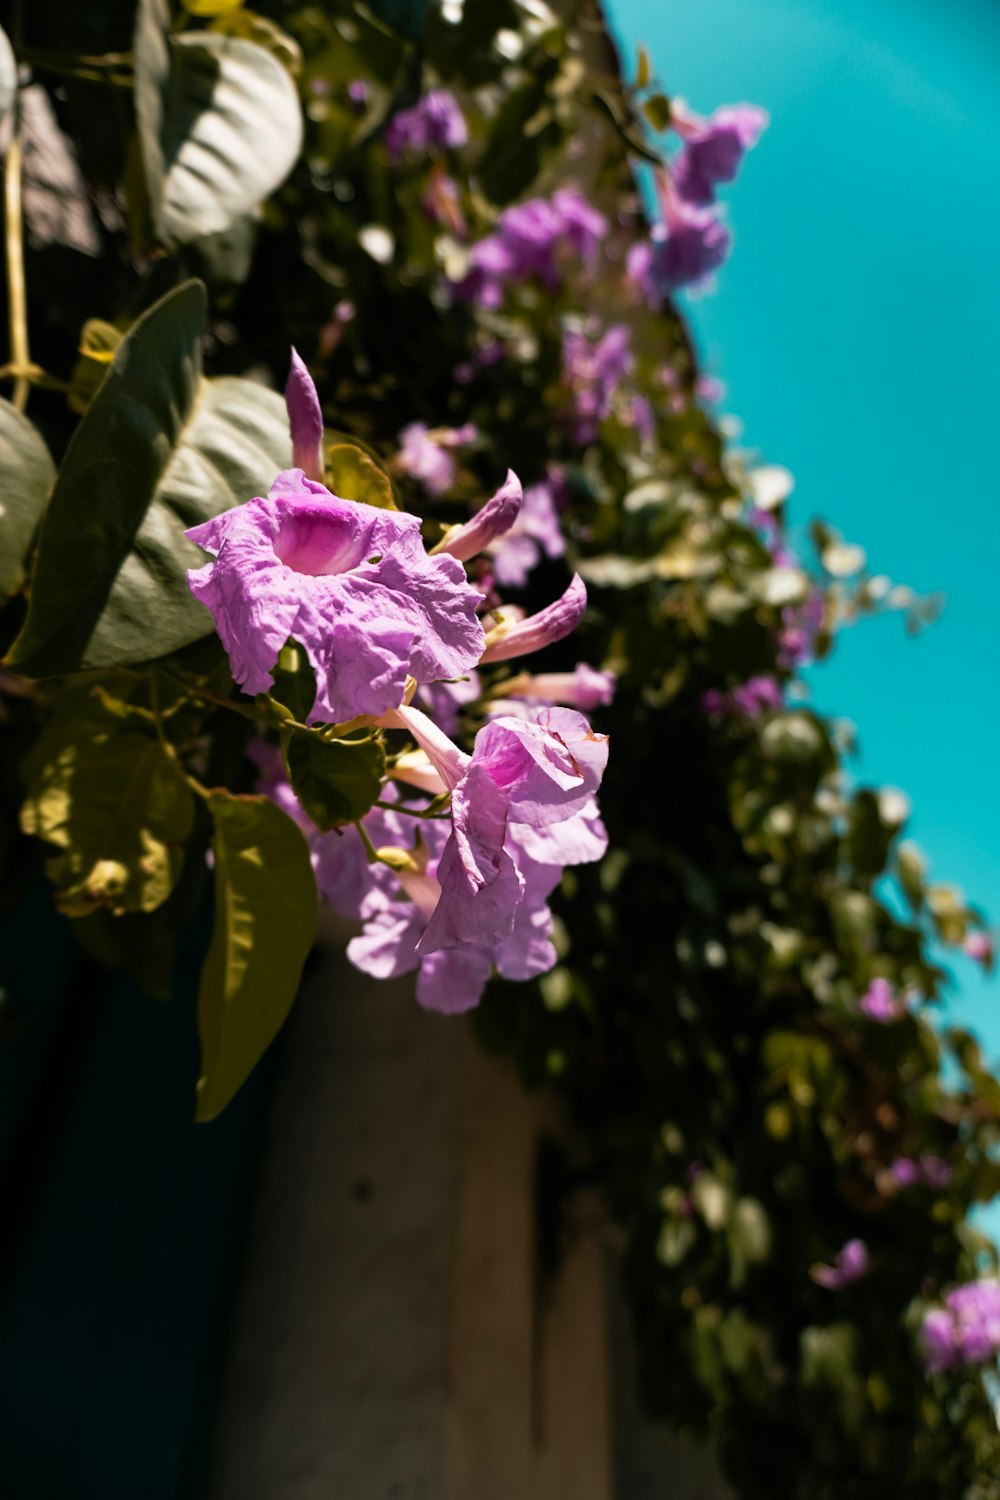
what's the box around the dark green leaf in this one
[196,791,317,1121]
[281,724,386,830]
[8,281,292,676]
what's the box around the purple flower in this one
[480,574,587,664]
[860,977,903,1023]
[285,349,324,483]
[396,421,476,497]
[890,1156,922,1189]
[562,323,634,444]
[333,705,608,1013]
[186,471,485,725]
[891,1154,954,1191]
[671,101,769,206]
[489,477,566,588]
[382,702,608,962]
[921,1281,1000,1371]
[385,89,467,163]
[497,663,616,713]
[627,171,731,300]
[704,676,783,720]
[813,1238,870,1290]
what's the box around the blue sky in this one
[608,0,1000,1057]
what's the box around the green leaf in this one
[269,640,318,724]
[196,791,317,1121]
[326,443,397,510]
[281,725,386,830]
[641,92,672,132]
[635,44,651,90]
[7,281,292,677]
[0,399,56,601]
[135,0,303,248]
[20,704,195,917]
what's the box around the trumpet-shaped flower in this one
[480,574,587,665]
[627,171,731,300]
[186,471,485,725]
[671,101,769,206]
[383,702,608,960]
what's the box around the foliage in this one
[1,0,999,1494]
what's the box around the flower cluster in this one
[561,323,634,445]
[701,676,783,720]
[187,355,611,1015]
[921,1282,1000,1371]
[628,98,767,298]
[451,187,608,308]
[385,89,467,164]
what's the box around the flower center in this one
[274,503,376,577]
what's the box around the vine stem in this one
[4,127,30,414]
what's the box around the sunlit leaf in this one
[135,0,303,247]
[196,791,317,1121]
[20,704,195,917]
[326,443,397,510]
[0,400,56,601]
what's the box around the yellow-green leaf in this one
[67,318,123,415]
[21,707,195,917]
[196,791,317,1121]
[182,0,244,14]
[326,443,397,510]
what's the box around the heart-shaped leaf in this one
[196,790,317,1121]
[135,0,303,248]
[0,400,56,601]
[281,725,386,830]
[7,280,292,677]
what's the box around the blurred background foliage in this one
[1,0,1000,1493]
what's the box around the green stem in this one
[374,799,450,820]
[355,819,379,864]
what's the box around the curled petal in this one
[431,471,523,562]
[416,948,493,1014]
[286,349,325,482]
[418,764,522,953]
[480,574,587,664]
